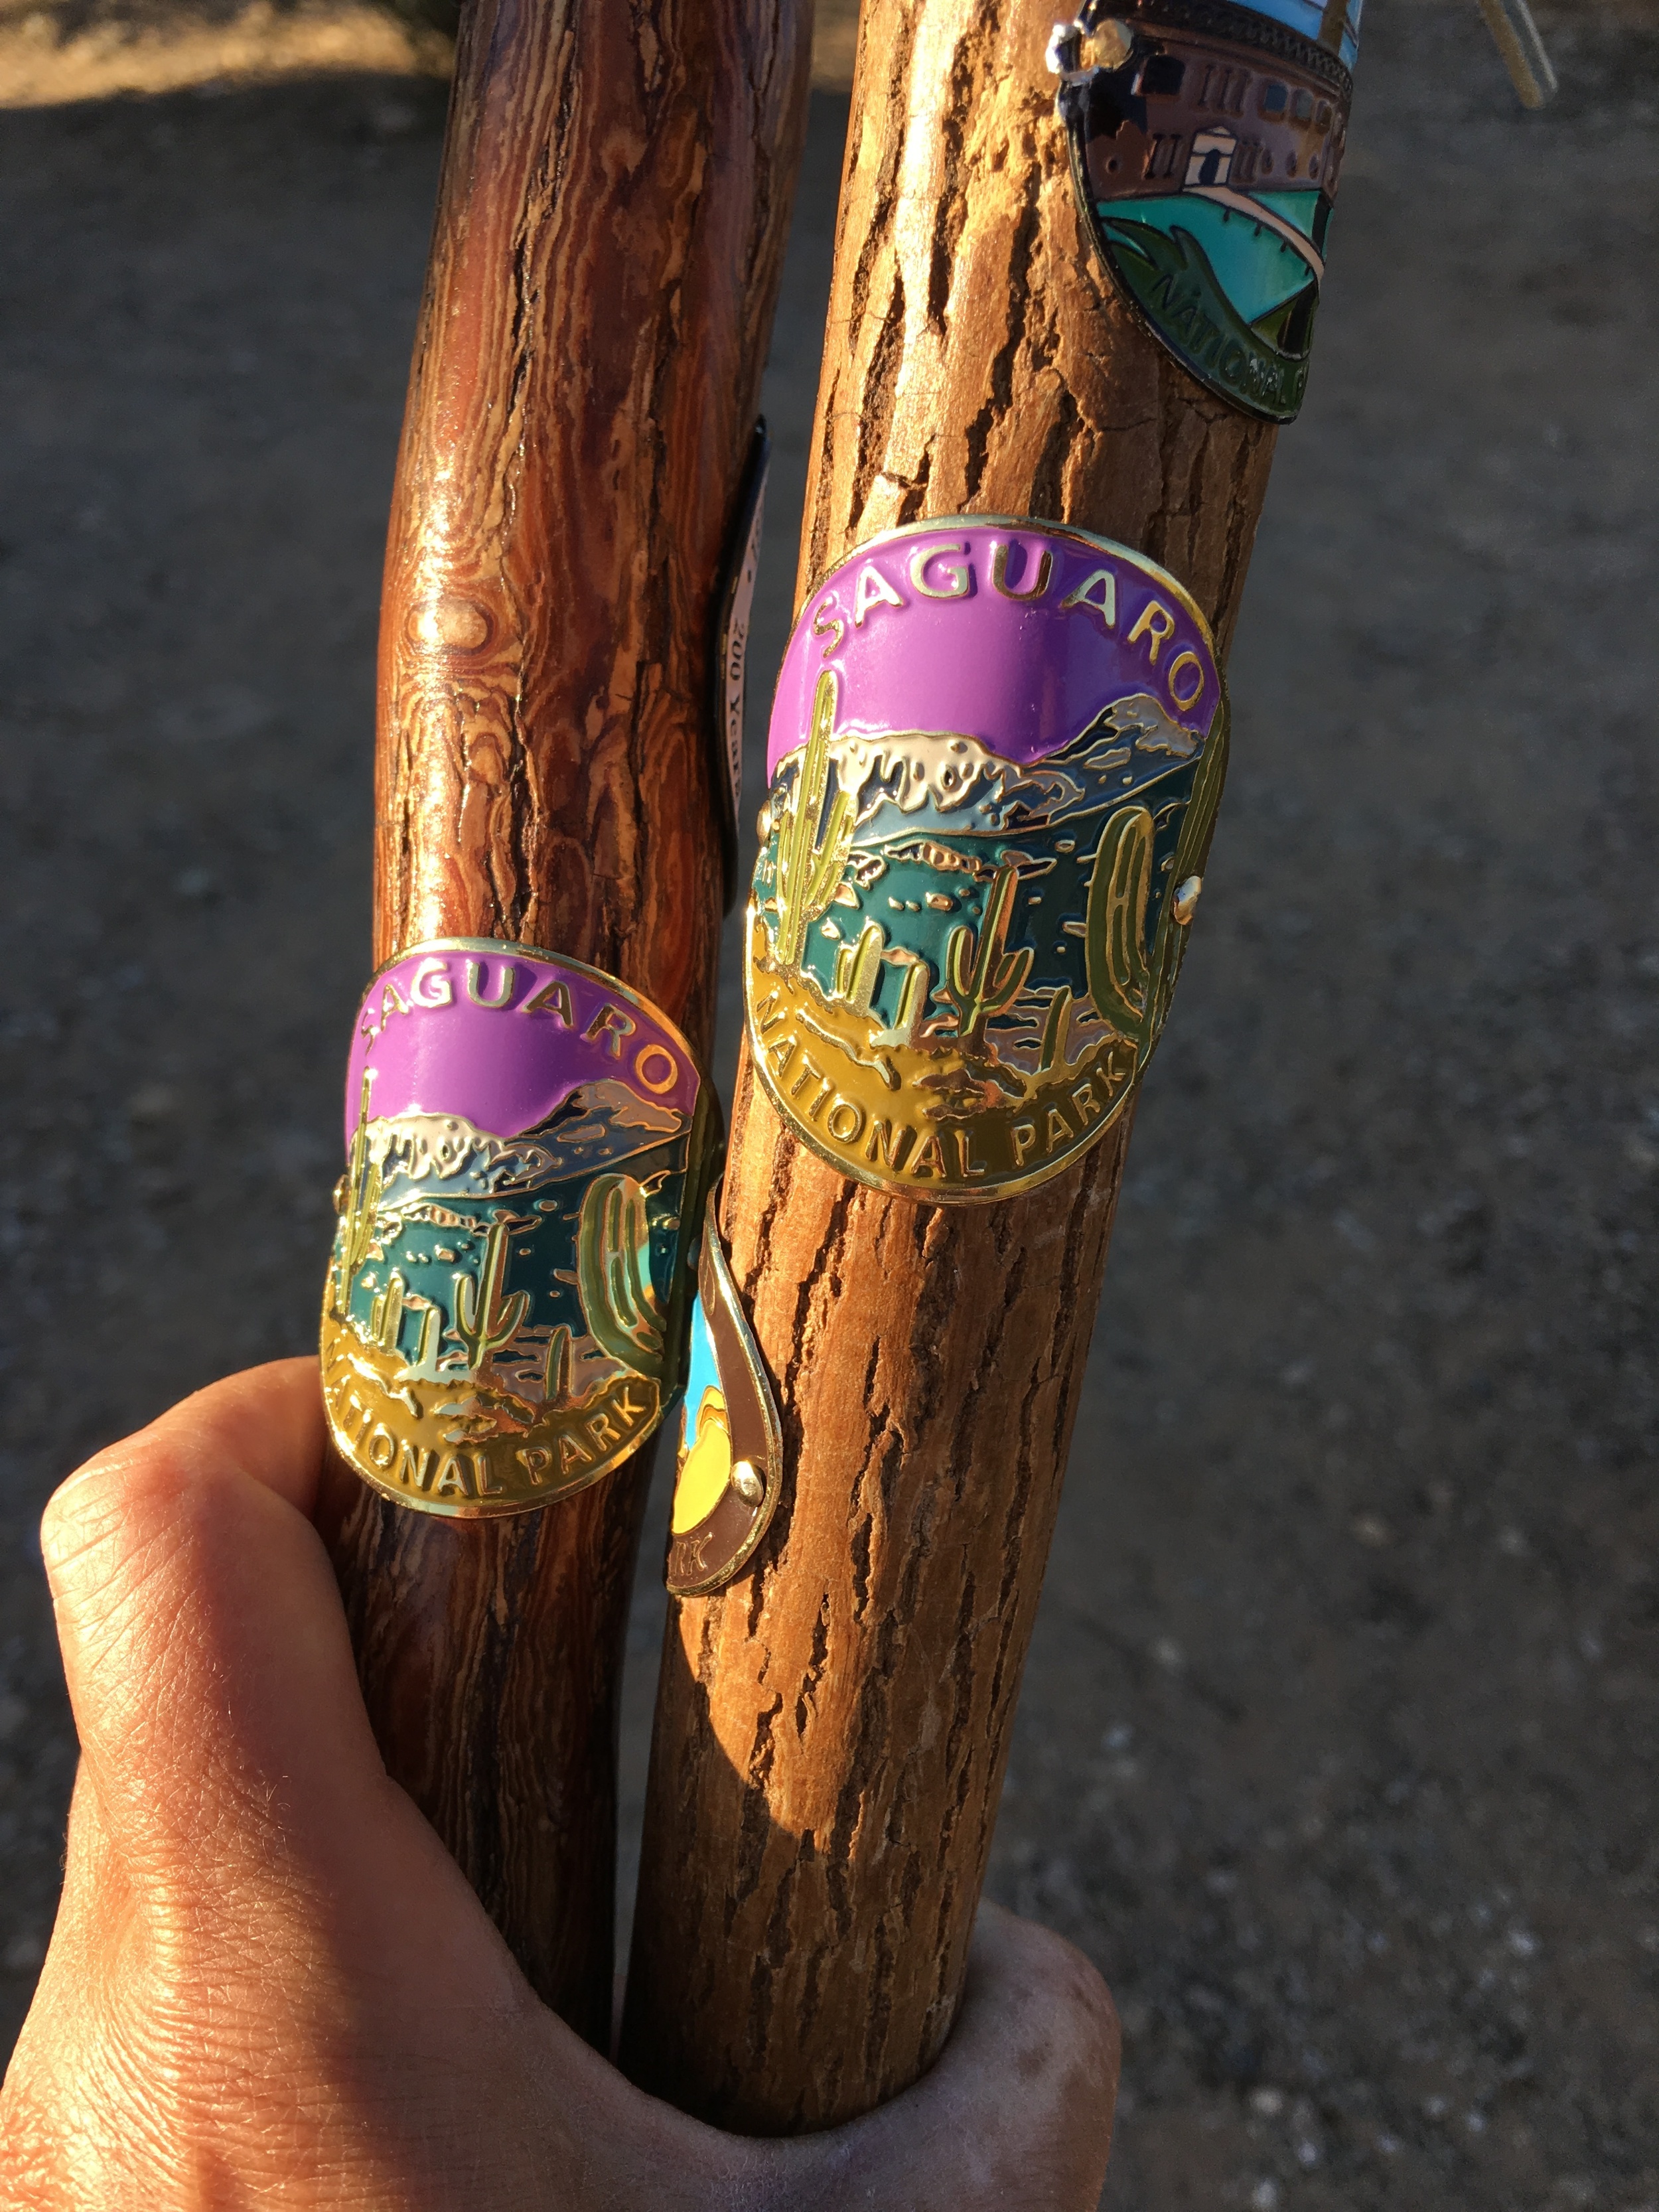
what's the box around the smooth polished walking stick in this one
[315,0,810,2046]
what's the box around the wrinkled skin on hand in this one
[0,1362,1119,2209]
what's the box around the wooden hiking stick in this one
[315,0,810,2047]
[622,0,1329,2130]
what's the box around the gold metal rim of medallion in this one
[319,1309,668,1519]
[743,942,1143,1207]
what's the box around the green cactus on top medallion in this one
[943,860,1033,1051]
[543,1322,573,1408]
[1038,986,1074,1075]
[772,670,855,970]
[577,1173,666,1374]
[1141,702,1229,1043]
[1084,805,1155,1041]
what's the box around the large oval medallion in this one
[745,518,1227,1203]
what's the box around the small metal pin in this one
[1475,0,1558,108]
[1046,8,1131,85]
[1045,20,1084,82]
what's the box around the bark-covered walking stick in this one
[620,0,1349,2130]
[314,0,810,2047]
[626,0,1555,2132]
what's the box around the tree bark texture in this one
[316,0,812,2047]
[622,0,1279,2130]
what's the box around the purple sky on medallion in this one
[342,947,699,1149]
[764,522,1218,780]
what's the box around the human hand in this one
[0,1361,1118,2209]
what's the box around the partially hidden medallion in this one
[711,420,770,911]
[321,939,711,1516]
[665,1185,783,1596]
[1051,0,1360,422]
[746,518,1227,1203]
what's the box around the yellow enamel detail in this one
[672,1386,733,1532]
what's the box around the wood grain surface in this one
[621,0,1279,2129]
[316,0,811,2047]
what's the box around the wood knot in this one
[407,594,491,652]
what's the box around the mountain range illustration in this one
[774,690,1203,846]
[365,1078,685,1203]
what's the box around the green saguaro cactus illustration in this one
[773,670,855,970]
[1143,712,1229,1043]
[370,1271,405,1352]
[1038,985,1074,1074]
[1084,805,1155,1041]
[577,1173,666,1374]
[832,920,886,1014]
[410,1301,443,1374]
[872,954,932,1049]
[451,1217,531,1372]
[333,1069,383,1315]
[543,1323,573,1407]
[944,861,1033,1051]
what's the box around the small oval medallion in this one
[711,421,770,911]
[321,938,712,1517]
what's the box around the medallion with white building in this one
[1055,0,1358,421]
